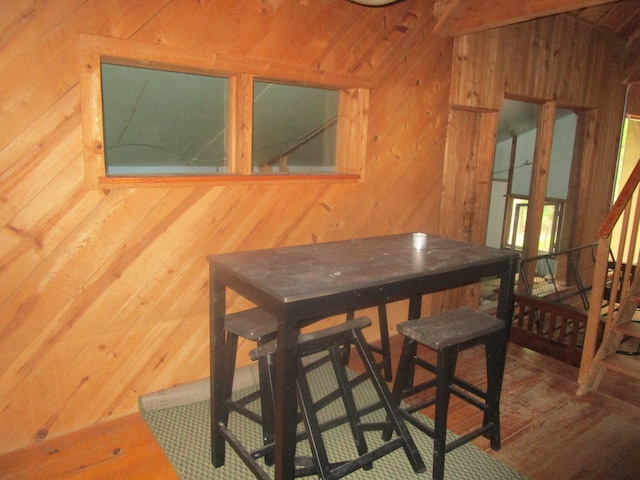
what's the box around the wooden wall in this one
[628,83,640,116]
[0,0,628,455]
[0,0,451,453]
[444,15,628,250]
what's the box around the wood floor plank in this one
[0,414,176,480]
[494,392,640,479]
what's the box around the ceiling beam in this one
[433,0,620,36]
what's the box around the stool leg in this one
[484,330,506,450]
[328,344,372,470]
[353,330,426,474]
[223,332,239,427]
[377,304,392,382]
[342,306,392,381]
[405,295,423,385]
[340,309,356,366]
[295,358,332,478]
[433,347,457,480]
[257,355,275,465]
[383,336,417,442]
[390,336,417,405]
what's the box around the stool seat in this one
[397,308,504,350]
[224,307,278,341]
[227,306,393,379]
[390,307,507,480]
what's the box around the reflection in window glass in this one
[101,64,228,175]
[252,82,338,173]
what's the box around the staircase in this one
[577,159,640,395]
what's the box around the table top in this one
[209,234,519,314]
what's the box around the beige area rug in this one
[140,363,527,479]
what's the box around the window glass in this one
[252,81,338,173]
[506,200,563,254]
[101,64,228,175]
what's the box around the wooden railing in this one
[511,293,590,367]
[578,158,640,388]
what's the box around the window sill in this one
[96,173,361,188]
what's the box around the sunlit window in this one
[505,199,563,254]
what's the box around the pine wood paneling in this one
[0,0,450,453]
[445,13,627,252]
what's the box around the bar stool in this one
[387,307,507,480]
[250,316,426,479]
[222,306,393,467]
[223,307,279,465]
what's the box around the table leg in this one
[405,294,422,386]
[408,294,422,320]
[496,257,517,337]
[210,266,227,467]
[273,313,300,480]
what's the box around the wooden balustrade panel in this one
[512,294,589,367]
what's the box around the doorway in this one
[486,99,580,258]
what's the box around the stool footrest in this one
[357,420,394,432]
[225,398,263,425]
[445,424,496,453]
[328,437,406,480]
[399,410,496,453]
[217,422,271,480]
[450,385,489,412]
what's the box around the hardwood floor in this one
[3,337,640,479]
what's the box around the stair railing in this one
[578,158,640,391]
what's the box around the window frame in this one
[503,195,565,254]
[79,34,370,188]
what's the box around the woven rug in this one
[140,363,526,479]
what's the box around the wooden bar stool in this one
[388,307,507,480]
[222,306,393,469]
[248,316,426,479]
[223,307,279,465]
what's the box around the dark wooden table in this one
[208,233,519,480]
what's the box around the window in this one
[252,81,338,173]
[80,34,370,187]
[504,198,564,254]
[101,64,229,175]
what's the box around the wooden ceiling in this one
[433,0,640,83]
